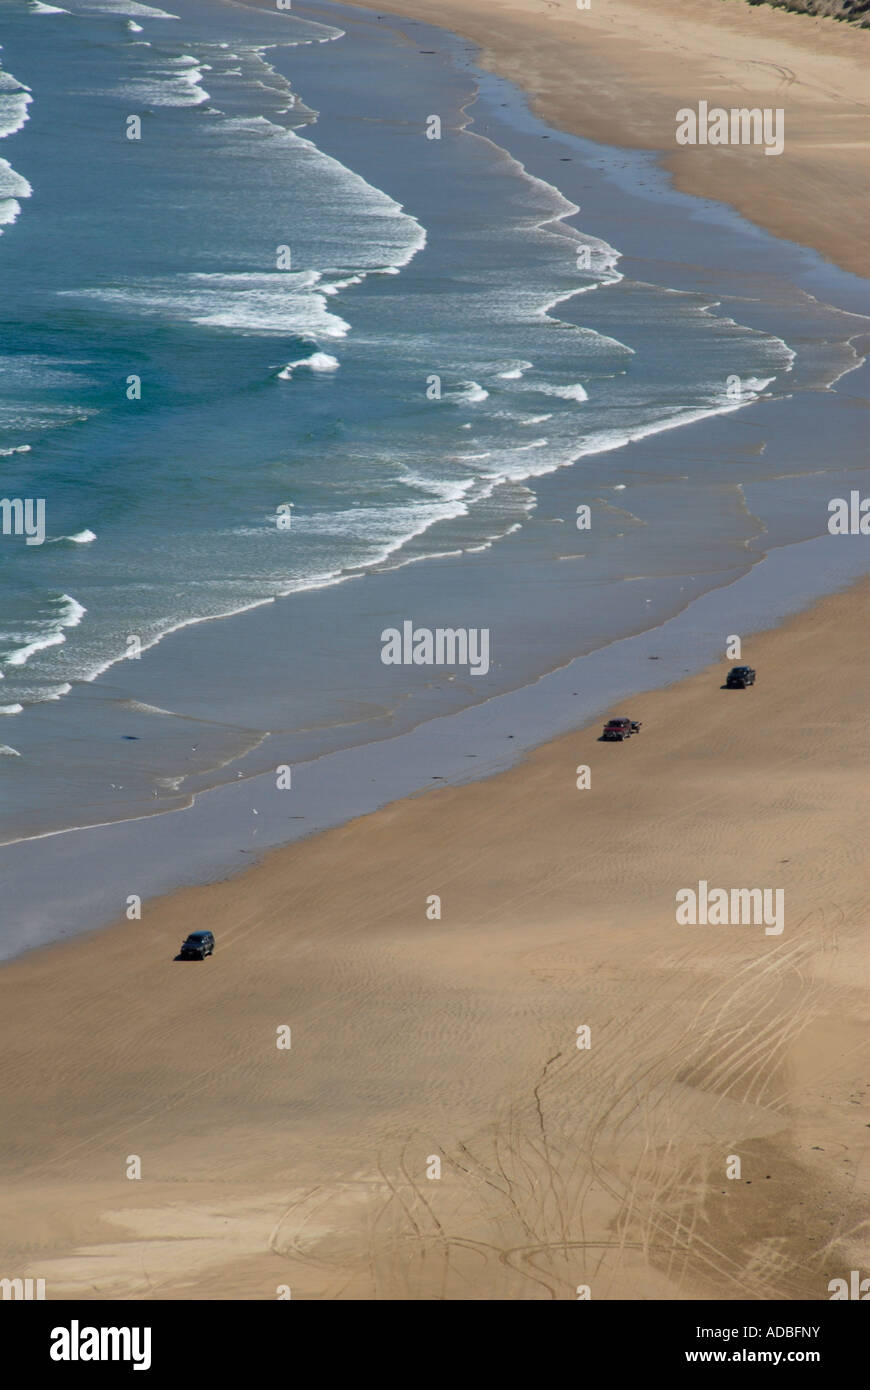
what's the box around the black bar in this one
[2,1298,863,1375]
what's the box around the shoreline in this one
[4,524,870,962]
[337,0,870,280]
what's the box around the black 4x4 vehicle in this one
[725,665,756,689]
[178,930,215,960]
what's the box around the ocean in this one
[1,0,869,954]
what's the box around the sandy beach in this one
[1,0,869,1302]
[3,574,870,1299]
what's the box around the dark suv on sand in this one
[725,665,756,689]
[178,931,215,960]
[601,716,642,741]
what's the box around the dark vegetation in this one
[743,0,870,25]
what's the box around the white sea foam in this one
[30,1,71,13]
[270,475,477,563]
[0,705,23,715]
[4,595,86,669]
[0,161,32,201]
[127,19,143,30]
[454,381,489,403]
[61,101,424,340]
[119,699,175,716]
[0,743,20,754]
[324,274,363,294]
[577,399,777,465]
[119,58,209,107]
[379,547,466,570]
[65,270,350,338]
[46,528,97,544]
[81,1,179,17]
[6,634,65,667]
[534,382,589,402]
[0,77,33,141]
[262,473,485,580]
[0,72,34,240]
[277,351,340,379]
[433,367,785,493]
[478,136,623,308]
[0,445,31,455]
[0,153,32,237]
[0,148,33,240]
[301,497,475,572]
[718,375,775,401]
[496,360,533,380]
[211,116,426,276]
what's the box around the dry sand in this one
[2,577,870,1299]
[1,0,869,1301]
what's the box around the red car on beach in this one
[601,716,642,741]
